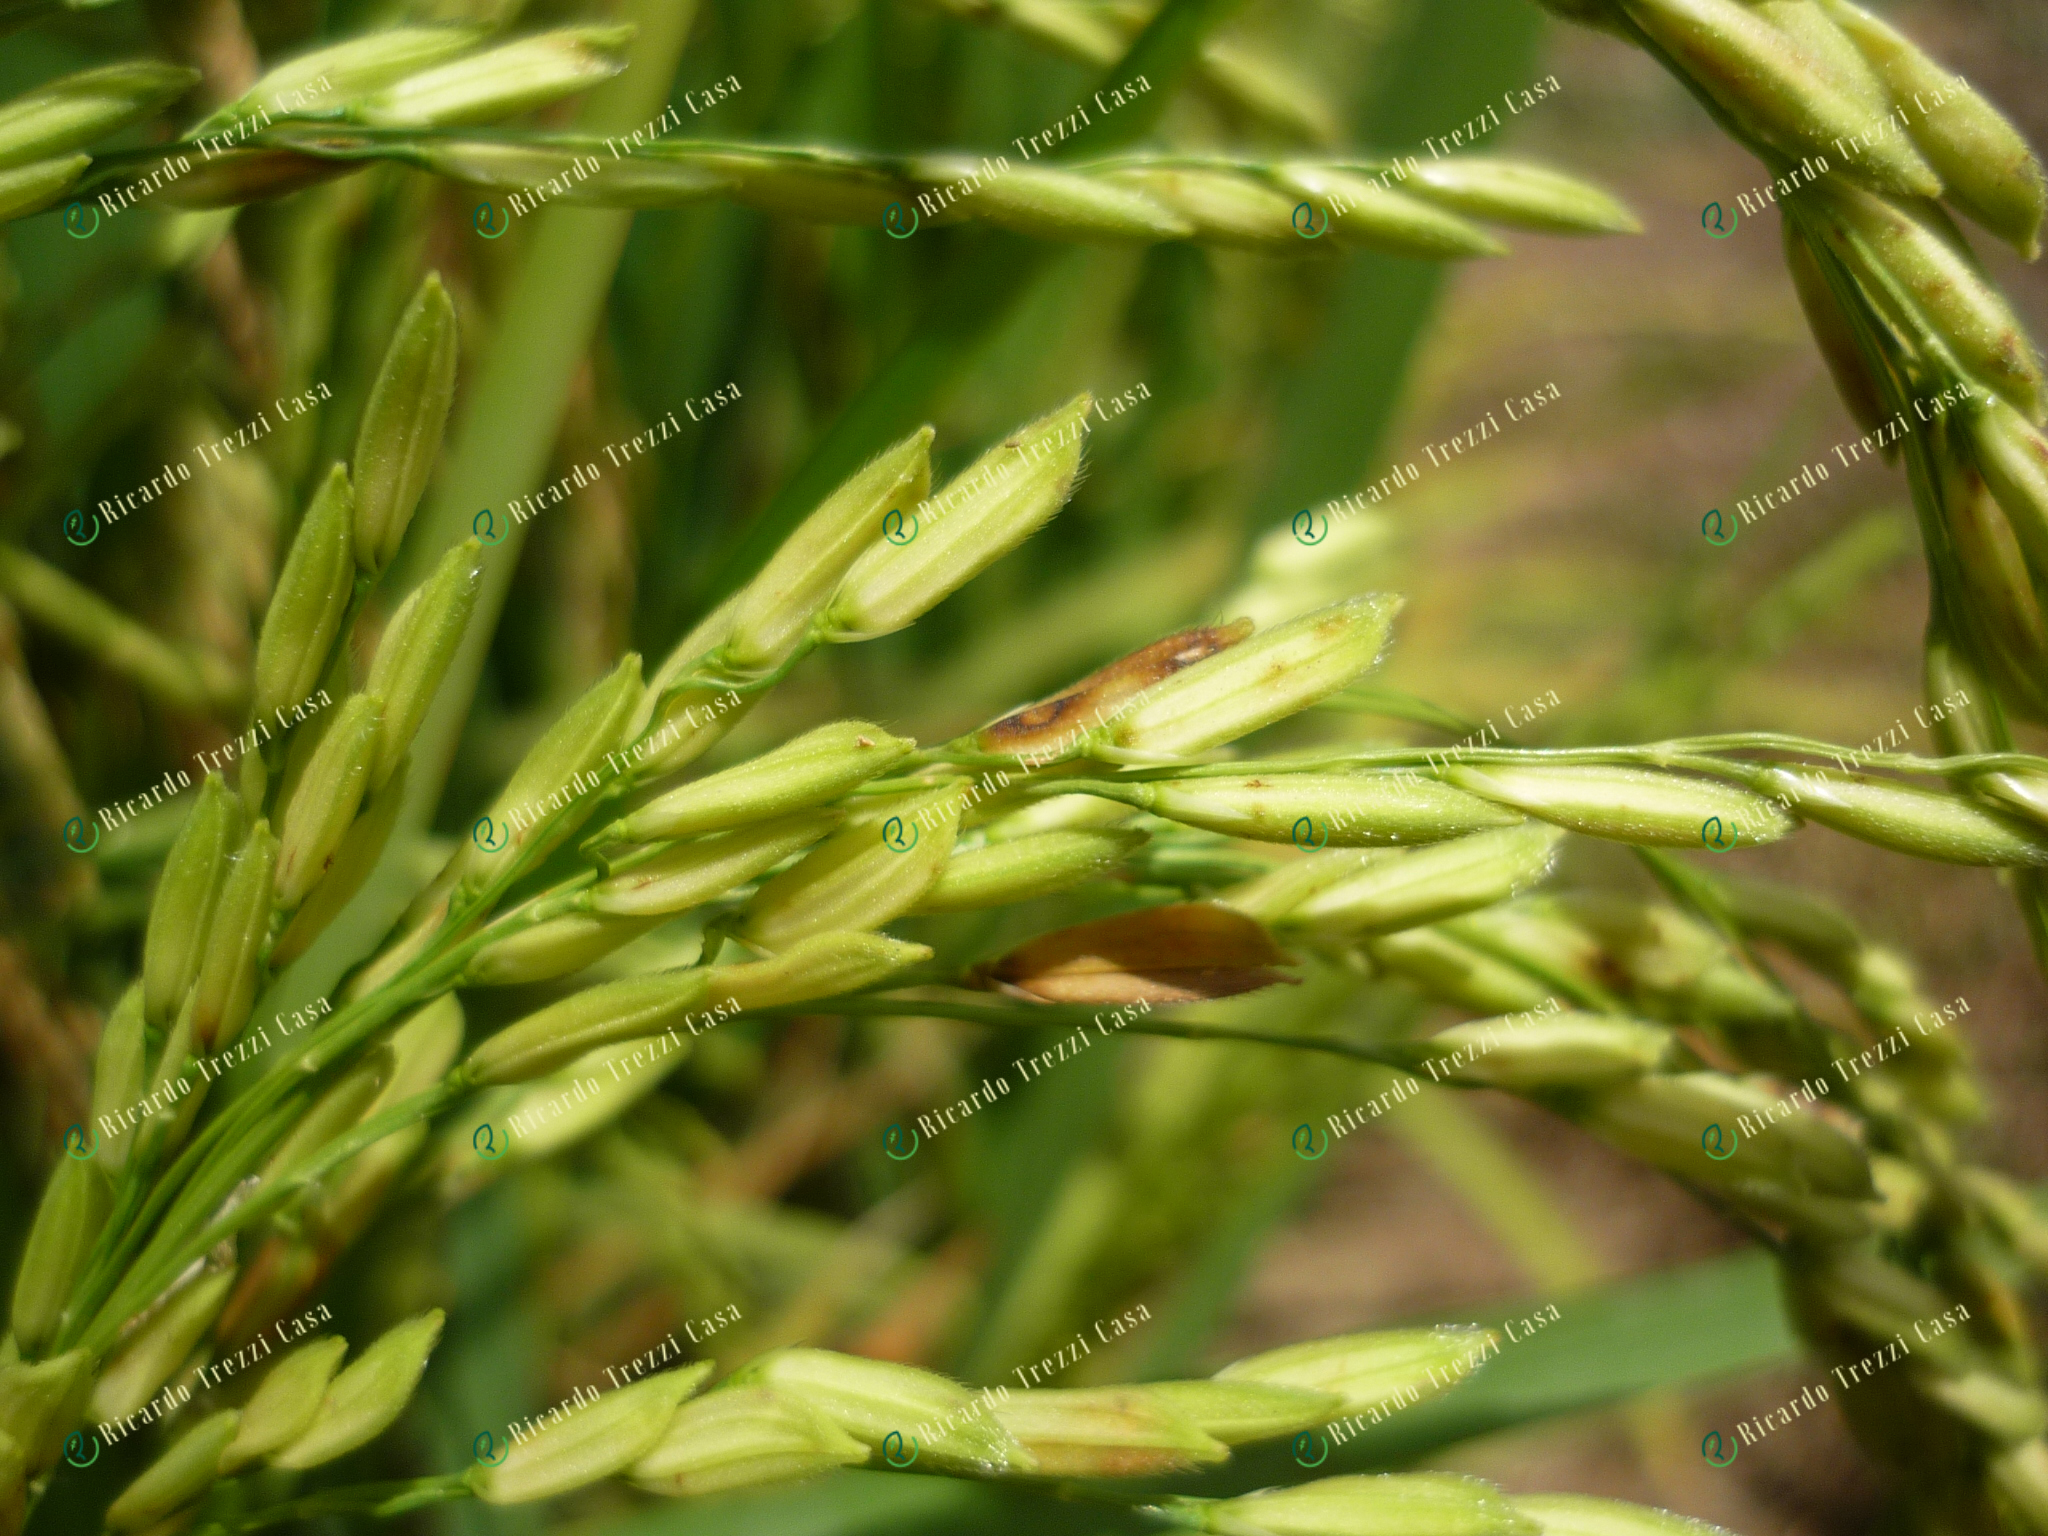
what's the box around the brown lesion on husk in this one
[975,619,1255,757]
[973,901,1297,1004]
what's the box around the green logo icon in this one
[1702,1123,1739,1160]
[1291,508,1328,545]
[63,817,99,854]
[64,509,100,546]
[1701,817,1738,851]
[63,1125,97,1160]
[1292,1124,1326,1160]
[884,202,919,239]
[63,202,99,239]
[882,816,918,853]
[473,508,506,545]
[472,816,507,851]
[883,508,918,545]
[1702,202,1738,238]
[1702,508,1737,544]
[882,1431,919,1466]
[474,202,507,238]
[1292,1431,1329,1466]
[473,1431,508,1465]
[1291,817,1329,851]
[1701,1430,1737,1466]
[473,1124,506,1159]
[1292,202,1329,239]
[884,1123,919,1160]
[64,1431,99,1468]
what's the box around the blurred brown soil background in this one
[1216,5,2048,1532]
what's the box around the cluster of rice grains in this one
[0,31,1645,253]
[1544,0,2048,829]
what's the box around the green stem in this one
[56,966,433,1355]
[655,632,818,709]
[1314,684,1483,735]
[63,874,586,1356]
[0,544,242,713]
[59,1152,157,1353]
[986,737,2048,781]
[408,841,600,984]
[77,1094,310,1355]
[749,992,1422,1072]
[191,1473,474,1535]
[73,883,587,1354]
[70,130,1443,220]
[157,1077,472,1290]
